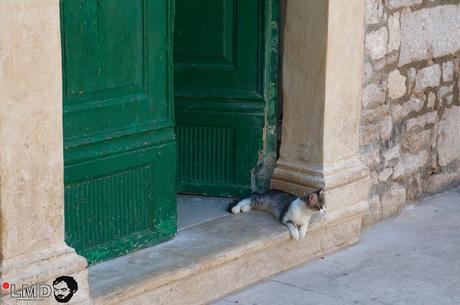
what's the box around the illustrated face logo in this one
[53,276,78,303]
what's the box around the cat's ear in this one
[309,193,318,205]
[318,188,324,197]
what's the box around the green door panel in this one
[61,0,176,264]
[176,107,264,196]
[175,0,260,96]
[174,0,279,196]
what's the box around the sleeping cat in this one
[229,189,325,240]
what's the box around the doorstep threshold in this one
[88,206,364,305]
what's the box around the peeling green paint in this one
[252,0,280,193]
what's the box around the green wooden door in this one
[61,0,176,264]
[174,0,279,196]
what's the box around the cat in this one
[229,189,325,240]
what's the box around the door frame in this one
[253,0,280,193]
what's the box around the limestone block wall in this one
[360,0,460,226]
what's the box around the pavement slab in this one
[213,186,460,305]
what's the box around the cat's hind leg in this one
[231,198,252,214]
[285,222,300,240]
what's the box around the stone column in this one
[273,0,370,217]
[0,1,89,303]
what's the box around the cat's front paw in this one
[290,230,300,240]
[299,225,308,239]
[286,223,300,240]
[231,198,251,214]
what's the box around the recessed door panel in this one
[175,0,261,98]
[175,0,273,196]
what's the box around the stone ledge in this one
[0,245,87,294]
[88,203,366,305]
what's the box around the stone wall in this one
[361,0,460,226]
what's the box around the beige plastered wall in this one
[0,1,88,303]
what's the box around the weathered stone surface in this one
[361,148,381,169]
[425,111,438,125]
[445,95,454,107]
[370,170,379,185]
[407,67,417,94]
[437,84,454,101]
[89,207,365,305]
[393,150,429,179]
[406,111,438,131]
[383,145,401,167]
[322,172,371,213]
[427,91,437,109]
[388,70,407,99]
[392,96,425,121]
[374,56,388,71]
[366,27,388,60]
[381,183,406,218]
[365,0,385,25]
[402,129,432,153]
[438,106,460,167]
[386,52,399,65]
[423,169,460,194]
[360,124,380,146]
[388,12,401,52]
[363,81,386,108]
[442,61,454,82]
[379,115,393,141]
[386,0,422,10]
[399,5,460,66]
[363,104,390,124]
[362,194,383,227]
[363,62,374,83]
[378,168,393,182]
[361,1,460,226]
[458,77,460,102]
[454,56,460,74]
[414,64,441,94]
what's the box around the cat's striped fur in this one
[229,189,325,240]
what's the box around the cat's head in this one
[301,188,325,212]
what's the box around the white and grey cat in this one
[229,189,325,240]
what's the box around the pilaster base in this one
[1,244,89,304]
[272,156,371,214]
